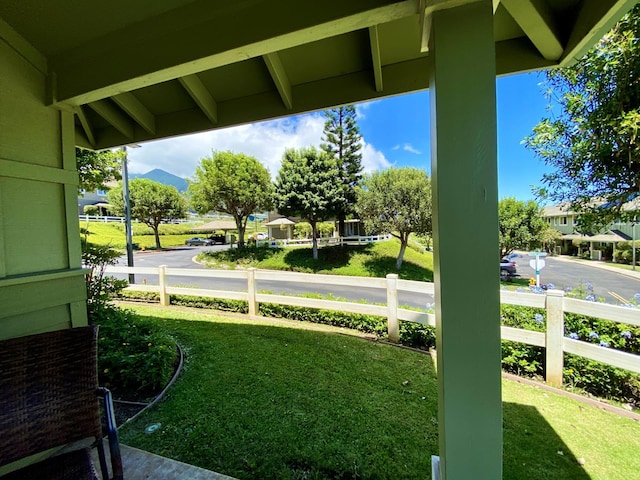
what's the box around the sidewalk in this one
[551,254,640,281]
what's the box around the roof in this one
[562,230,632,243]
[191,220,238,232]
[0,1,633,151]
[265,218,296,227]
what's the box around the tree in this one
[524,6,640,230]
[275,147,340,260]
[498,198,546,258]
[355,167,432,270]
[76,147,123,193]
[189,151,273,248]
[321,105,363,237]
[107,179,186,249]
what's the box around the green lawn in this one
[80,221,202,249]
[199,239,435,281]
[118,305,640,480]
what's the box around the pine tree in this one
[321,105,363,237]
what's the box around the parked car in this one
[185,237,214,246]
[209,234,226,244]
[256,232,268,240]
[500,257,518,281]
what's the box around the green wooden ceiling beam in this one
[178,74,218,125]
[74,106,95,147]
[112,92,156,135]
[87,100,134,140]
[561,0,637,66]
[501,0,563,61]
[368,26,384,92]
[48,0,418,107]
[263,52,293,110]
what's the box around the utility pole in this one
[121,146,135,283]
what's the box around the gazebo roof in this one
[0,0,632,151]
[265,217,296,227]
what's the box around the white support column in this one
[247,268,258,318]
[429,2,502,479]
[159,265,169,306]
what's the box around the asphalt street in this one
[115,247,640,307]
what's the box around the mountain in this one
[130,169,189,192]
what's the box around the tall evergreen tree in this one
[321,105,363,237]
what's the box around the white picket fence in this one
[105,266,640,387]
[257,234,392,248]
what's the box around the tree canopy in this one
[321,105,363,237]
[107,178,186,249]
[275,147,340,260]
[189,151,273,248]
[524,6,640,230]
[76,147,123,193]
[356,167,432,270]
[498,198,546,258]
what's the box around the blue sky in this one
[129,71,553,201]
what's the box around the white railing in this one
[257,234,392,248]
[105,266,640,387]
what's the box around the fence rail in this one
[105,265,640,386]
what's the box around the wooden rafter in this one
[112,92,156,135]
[87,100,134,139]
[263,52,293,110]
[368,26,384,92]
[178,74,218,125]
[74,105,95,147]
[501,0,563,61]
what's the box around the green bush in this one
[613,241,639,264]
[95,304,177,398]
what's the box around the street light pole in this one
[121,146,135,283]
[633,218,637,272]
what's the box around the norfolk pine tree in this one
[356,167,432,270]
[275,147,340,260]
[321,105,363,237]
[107,179,187,249]
[189,151,273,248]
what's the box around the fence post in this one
[159,265,169,306]
[247,268,258,318]
[386,274,399,343]
[545,289,565,387]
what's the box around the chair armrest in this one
[97,387,123,480]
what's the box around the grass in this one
[118,304,640,480]
[199,239,435,281]
[80,221,203,249]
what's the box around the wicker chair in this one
[0,326,123,480]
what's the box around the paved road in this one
[116,248,640,307]
[115,246,433,309]
[508,253,640,304]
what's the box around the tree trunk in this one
[311,220,319,260]
[153,226,162,249]
[236,216,245,248]
[396,234,408,270]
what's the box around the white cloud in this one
[126,112,390,179]
[392,143,421,155]
[127,113,326,180]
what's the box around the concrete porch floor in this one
[96,444,237,480]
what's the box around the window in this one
[560,217,568,225]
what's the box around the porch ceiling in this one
[0,0,635,150]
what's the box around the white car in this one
[256,232,268,240]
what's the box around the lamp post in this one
[121,146,135,283]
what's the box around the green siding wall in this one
[0,25,86,340]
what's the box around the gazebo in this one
[1,1,636,478]
[264,217,296,240]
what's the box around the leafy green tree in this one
[275,147,340,260]
[321,105,363,237]
[76,147,123,193]
[107,179,186,249]
[498,198,546,258]
[189,151,273,248]
[524,6,640,230]
[356,167,432,270]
